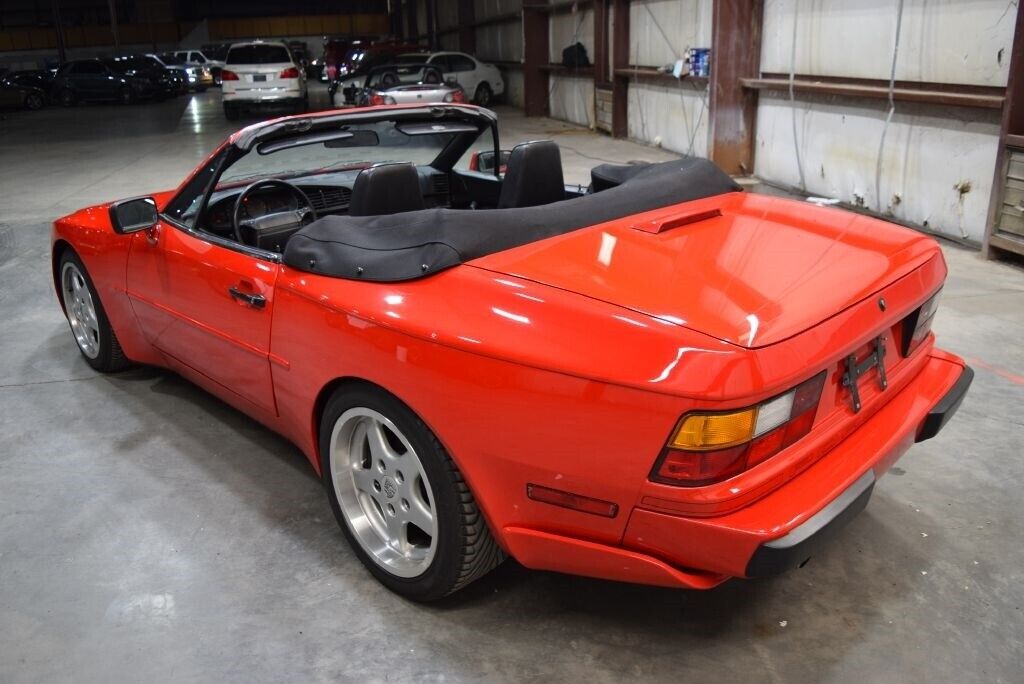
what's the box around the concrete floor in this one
[1,86,1023,683]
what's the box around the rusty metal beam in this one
[610,0,630,137]
[984,3,1024,259]
[458,0,476,53]
[592,0,609,86]
[523,4,550,117]
[709,0,763,175]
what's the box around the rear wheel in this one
[320,385,504,601]
[24,92,44,110]
[223,102,239,120]
[118,86,133,105]
[474,82,493,107]
[58,88,76,107]
[58,251,130,373]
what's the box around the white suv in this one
[221,41,308,120]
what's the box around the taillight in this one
[220,70,238,81]
[444,89,465,103]
[369,93,385,106]
[901,289,941,356]
[651,372,826,487]
[279,67,300,79]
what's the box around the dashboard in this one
[205,188,300,234]
[200,168,452,236]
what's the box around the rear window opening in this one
[228,45,291,65]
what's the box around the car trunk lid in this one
[469,193,940,349]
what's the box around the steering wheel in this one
[232,178,317,247]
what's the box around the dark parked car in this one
[0,80,46,111]
[3,69,54,92]
[103,58,171,100]
[114,56,182,98]
[51,59,158,105]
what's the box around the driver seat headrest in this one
[349,162,425,217]
[497,140,565,209]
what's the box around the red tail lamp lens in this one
[220,70,239,81]
[369,93,385,106]
[279,67,300,78]
[901,290,941,357]
[526,484,619,518]
[652,371,826,487]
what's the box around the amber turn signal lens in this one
[670,409,757,451]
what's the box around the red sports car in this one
[52,104,971,601]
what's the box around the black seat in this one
[497,140,565,209]
[348,162,425,217]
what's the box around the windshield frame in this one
[161,106,500,261]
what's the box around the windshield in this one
[159,53,184,64]
[217,121,466,186]
[228,45,291,65]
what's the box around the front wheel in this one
[59,250,130,372]
[320,385,504,601]
[118,86,133,105]
[58,88,76,107]
[24,92,44,110]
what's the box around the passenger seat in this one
[497,140,565,209]
[348,162,425,216]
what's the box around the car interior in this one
[178,110,602,256]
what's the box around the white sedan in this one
[398,52,504,106]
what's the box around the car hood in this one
[469,192,940,349]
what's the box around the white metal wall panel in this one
[627,81,710,157]
[629,0,711,67]
[549,8,594,56]
[549,74,595,127]
[754,93,1001,242]
[761,0,1016,86]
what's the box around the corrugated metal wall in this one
[756,0,1016,242]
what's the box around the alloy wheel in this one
[329,407,437,578]
[61,262,100,359]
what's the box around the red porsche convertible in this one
[52,104,971,600]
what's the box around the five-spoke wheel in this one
[329,408,438,577]
[58,250,130,372]
[320,385,505,601]
[62,260,101,360]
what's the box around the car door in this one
[429,55,454,84]
[68,62,101,97]
[125,220,280,414]
[448,54,480,93]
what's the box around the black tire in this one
[24,92,44,110]
[224,102,239,120]
[118,86,133,105]
[319,384,505,601]
[474,82,493,107]
[58,250,131,373]
[297,94,309,113]
[58,88,76,107]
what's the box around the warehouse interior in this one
[1,1,1023,682]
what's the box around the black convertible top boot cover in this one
[283,157,741,282]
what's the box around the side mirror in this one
[473,149,512,174]
[109,196,158,234]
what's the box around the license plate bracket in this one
[841,335,888,412]
[253,74,267,82]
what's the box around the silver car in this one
[352,64,466,107]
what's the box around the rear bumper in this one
[505,350,971,588]
[223,87,303,104]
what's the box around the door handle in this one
[229,286,266,309]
